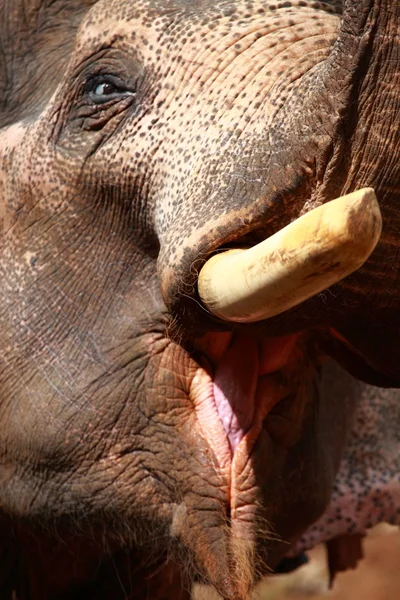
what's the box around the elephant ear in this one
[0,0,98,127]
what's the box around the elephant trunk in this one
[196,0,400,385]
[319,0,400,204]
[157,0,400,384]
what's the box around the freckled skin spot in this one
[294,385,400,552]
[0,0,399,597]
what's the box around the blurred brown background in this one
[193,524,400,600]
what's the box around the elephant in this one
[0,0,399,598]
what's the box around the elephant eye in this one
[84,75,133,104]
[94,81,117,97]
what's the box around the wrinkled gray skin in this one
[0,0,399,598]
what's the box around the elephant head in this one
[0,0,399,598]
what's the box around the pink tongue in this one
[213,335,259,454]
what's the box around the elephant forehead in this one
[76,0,231,47]
[71,0,340,287]
[79,0,304,33]
[76,0,335,58]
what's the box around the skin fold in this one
[0,1,399,598]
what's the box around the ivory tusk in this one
[197,188,382,323]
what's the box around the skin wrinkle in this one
[228,47,329,138]
[0,0,399,598]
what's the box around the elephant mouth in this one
[190,329,317,482]
[190,324,394,478]
[183,189,390,588]
[193,332,301,459]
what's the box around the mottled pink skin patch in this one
[291,384,400,554]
